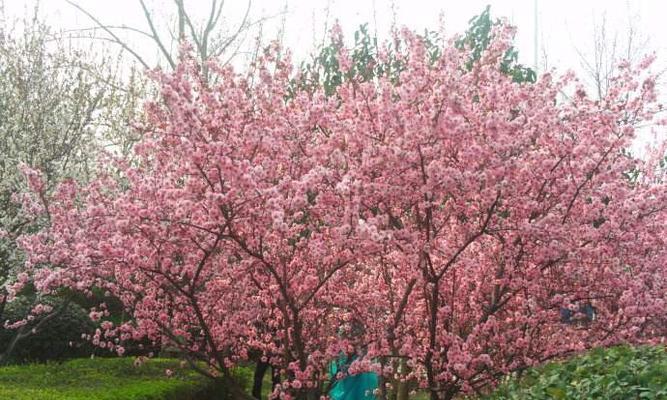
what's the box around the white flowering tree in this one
[0,13,141,364]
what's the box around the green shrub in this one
[69,288,161,358]
[0,296,94,363]
[0,357,253,400]
[483,345,667,400]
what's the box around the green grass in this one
[4,345,665,399]
[0,357,218,400]
[483,345,667,400]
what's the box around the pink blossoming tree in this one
[19,23,666,400]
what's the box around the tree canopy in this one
[17,17,667,400]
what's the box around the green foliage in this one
[291,21,414,97]
[0,357,254,400]
[292,23,387,97]
[291,7,535,98]
[0,296,95,363]
[231,364,254,395]
[483,345,667,400]
[455,6,536,83]
[67,288,160,358]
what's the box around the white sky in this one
[5,0,666,73]
[4,0,667,151]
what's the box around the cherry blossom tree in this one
[20,22,666,400]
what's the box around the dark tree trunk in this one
[252,361,269,399]
[252,360,281,400]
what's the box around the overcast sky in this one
[5,0,666,72]
[4,0,666,150]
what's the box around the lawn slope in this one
[0,357,217,400]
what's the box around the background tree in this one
[65,0,281,82]
[0,8,142,364]
[571,9,659,101]
[292,6,535,99]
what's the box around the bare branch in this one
[60,25,154,40]
[139,0,176,68]
[65,0,150,69]
[210,0,251,58]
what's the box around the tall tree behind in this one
[65,0,275,82]
[293,6,535,98]
[573,10,662,100]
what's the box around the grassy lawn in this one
[0,357,217,400]
[2,345,665,399]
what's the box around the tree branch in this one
[139,0,176,68]
[65,0,150,69]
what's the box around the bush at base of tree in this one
[0,296,94,364]
[483,345,667,400]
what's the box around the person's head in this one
[338,317,365,339]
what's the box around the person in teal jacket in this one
[328,320,378,400]
[328,353,378,400]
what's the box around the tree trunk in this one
[0,324,26,365]
[396,358,410,400]
[175,0,186,42]
[252,360,270,399]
